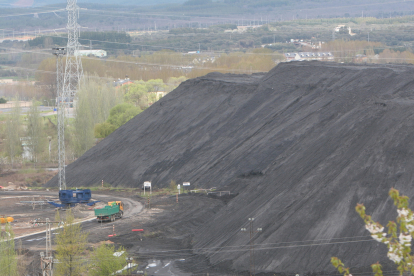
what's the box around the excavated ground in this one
[46,61,414,275]
[2,190,227,275]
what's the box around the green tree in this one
[4,100,22,167]
[123,83,148,109]
[169,180,177,192]
[166,76,187,92]
[332,188,414,276]
[27,100,46,164]
[73,91,95,157]
[93,103,141,138]
[107,103,141,129]
[80,75,120,126]
[35,57,57,99]
[89,244,128,276]
[72,76,120,156]
[122,79,167,109]
[0,98,7,104]
[54,209,88,276]
[0,223,18,276]
[94,122,116,138]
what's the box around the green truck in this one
[94,201,124,222]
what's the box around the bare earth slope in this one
[48,61,414,274]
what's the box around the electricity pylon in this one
[63,0,83,100]
[55,0,83,190]
[241,218,262,276]
[39,218,63,276]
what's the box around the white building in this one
[284,52,334,62]
[75,50,107,58]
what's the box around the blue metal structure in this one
[48,189,99,208]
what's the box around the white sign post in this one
[144,181,152,195]
[183,182,190,192]
[177,184,181,195]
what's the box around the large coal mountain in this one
[48,62,414,274]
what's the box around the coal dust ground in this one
[2,190,230,275]
[46,61,414,275]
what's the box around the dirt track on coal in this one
[45,61,414,275]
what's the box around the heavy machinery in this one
[94,201,124,222]
[0,216,13,223]
[48,189,99,208]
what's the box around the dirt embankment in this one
[47,62,414,274]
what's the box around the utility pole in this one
[241,218,262,276]
[126,257,134,274]
[39,218,62,276]
[52,47,66,191]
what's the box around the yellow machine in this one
[108,201,124,212]
[0,217,14,223]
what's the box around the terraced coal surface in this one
[48,61,414,274]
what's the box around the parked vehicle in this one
[48,189,99,208]
[94,201,124,222]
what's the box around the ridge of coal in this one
[47,61,414,274]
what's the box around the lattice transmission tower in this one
[53,47,66,191]
[55,0,83,190]
[64,0,83,99]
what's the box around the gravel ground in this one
[2,190,233,275]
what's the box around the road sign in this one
[177,184,181,195]
[143,181,152,195]
[183,182,190,186]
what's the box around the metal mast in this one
[56,0,83,190]
[63,0,83,99]
[40,218,53,276]
[53,47,66,191]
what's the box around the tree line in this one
[28,32,131,49]
[0,76,186,168]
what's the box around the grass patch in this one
[143,231,162,238]
[30,187,47,190]
[18,168,38,174]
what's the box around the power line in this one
[2,37,413,60]
[0,51,265,74]
[0,9,65,18]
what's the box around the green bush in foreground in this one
[89,244,129,276]
[0,223,18,276]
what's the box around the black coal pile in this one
[48,61,414,274]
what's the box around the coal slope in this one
[49,61,414,274]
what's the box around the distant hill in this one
[0,0,186,7]
[1,0,412,21]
